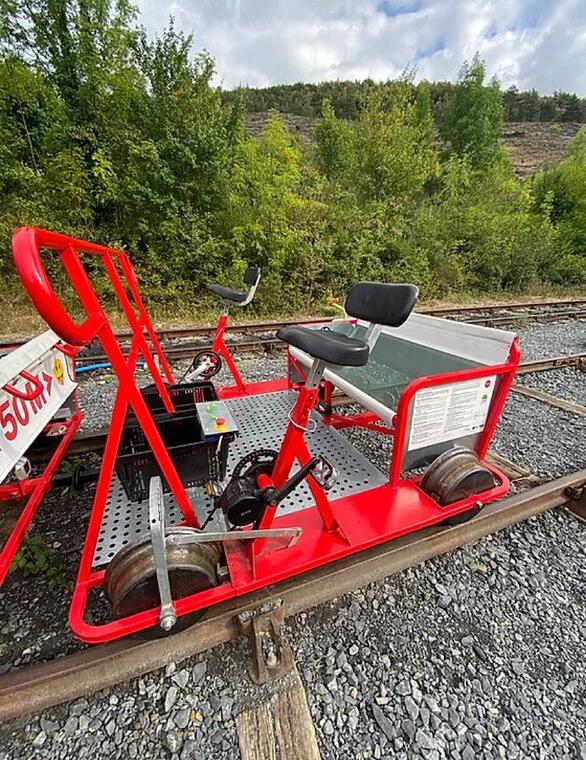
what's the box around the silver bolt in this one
[160,613,177,632]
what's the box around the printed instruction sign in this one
[408,376,496,451]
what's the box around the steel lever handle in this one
[2,371,44,400]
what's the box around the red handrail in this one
[11,226,198,528]
[11,227,111,346]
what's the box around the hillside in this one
[501,122,581,176]
[244,112,581,177]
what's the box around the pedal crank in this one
[184,350,222,382]
[218,449,337,529]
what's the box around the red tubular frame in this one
[12,227,196,525]
[212,314,246,394]
[212,311,289,401]
[11,228,521,643]
[388,339,521,486]
[0,409,82,585]
[2,371,45,401]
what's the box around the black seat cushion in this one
[345,282,418,327]
[207,283,247,303]
[277,325,369,367]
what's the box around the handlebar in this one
[11,227,124,347]
[2,371,44,400]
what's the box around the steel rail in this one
[3,297,586,354]
[58,351,586,456]
[75,337,284,364]
[516,352,586,374]
[0,468,584,722]
[71,336,586,366]
[422,297,586,316]
[465,309,586,326]
[511,384,586,416]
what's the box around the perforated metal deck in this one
[92,390,386,569]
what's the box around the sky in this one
[136,0,586,96]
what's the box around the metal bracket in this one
[565,483,586,522]
[13,457,31,481]
[237,602,294,685]
[148,476,177,632]
[167,526,302,549]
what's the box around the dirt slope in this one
[245,112,582,176]
[501,122,581,176]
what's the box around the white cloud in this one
[136,0,586,95]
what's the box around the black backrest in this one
[345,282,419,327]
[244,266,260,286]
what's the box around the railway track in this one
[60,351,586,458]
[73,337,586,367]
[0,468,584,722]
[2,297,586,357]
[1,333,585,726]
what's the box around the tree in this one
[351,82,438,202]
[313,98,353,181]
[438,53,504,172]
[531,126,586,284]
[229,112,301,253]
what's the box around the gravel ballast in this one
[293,508,586,760]
[516,320,586,360]
[517,367,586,406]
[1,324,586,758]
[491,394,586,478]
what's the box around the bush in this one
[0,4,582,321]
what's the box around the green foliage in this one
[313,99,353,181]
[314,82,438,203]
[224,79,586,124]
[352,83,438,201]
[530,126,586,285]
[12,535,61,588]
[0,1,583,315]
[438,54,505,173]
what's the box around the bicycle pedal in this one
[206,480,224,499]
[311,456,337,490]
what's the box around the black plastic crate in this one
[128,381,216,418]
[116,385,234,502]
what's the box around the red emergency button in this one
[216,417,225,426]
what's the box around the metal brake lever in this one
[149,476,177,632]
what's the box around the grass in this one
[1,283,586,340]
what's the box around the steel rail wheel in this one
[104,528,221,620]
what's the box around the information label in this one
[408,376,496,451]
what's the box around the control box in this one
[196,400,239,438]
